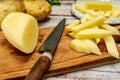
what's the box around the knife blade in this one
[25,18,66,80]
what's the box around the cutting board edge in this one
[1,58,120,80]
[46,57,120,77]
[0,69,29,80]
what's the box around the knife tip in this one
[63,18,66,21]
[61,18,66,23]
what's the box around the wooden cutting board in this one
[0,27,120,80]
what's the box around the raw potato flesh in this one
[100,24,120,35]
[77,28,112,39]
[71,39,90,53]
[71,39,101,55]
[71,16,105,32]
[82,39,102,55]
[66,20,80,31]
[86,2,112,10]
[103,36,119,59]
[1,12,38,53]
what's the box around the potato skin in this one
[23,0,52,21]
[0,0,25,30]
[0,0,52,30]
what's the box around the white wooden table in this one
[38,1,120,80]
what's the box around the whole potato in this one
[23,0,52,21]
[0,0,25,30]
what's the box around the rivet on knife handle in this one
[25,18,66,80]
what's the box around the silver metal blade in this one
[39,18,66,56]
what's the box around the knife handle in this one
[25,52,52,80]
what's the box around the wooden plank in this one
[38,16,78,27]
[51,0,75,16]
[46,70,120,80]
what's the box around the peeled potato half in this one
[1,12,39,53]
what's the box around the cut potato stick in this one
[71,16,105,32]
[77,28,112,39]
[81,17,87,23]
[111,10,120,18]
[91,26,99,29]
[68,32,78,39]
[104,10,111,18]
[75,4,99,17]
[92,26,101,44]
[82,39,102,55]
[94,38,101,44]
[86,2,112,10]
[66,20,80,31]
[100,24,120,35]
[81,14,93,23]
[103,36,119,59]
[71,39,90,53]
[75,4,87,14]
[110,6,120,18]
[85,14,93,20]
[98,10,105,15]
[71,39,102,55]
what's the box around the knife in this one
[25,18,66,80]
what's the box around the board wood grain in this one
[0,27,120,80]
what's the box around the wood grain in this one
[25,56,51,80]
[0,27,120,80]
